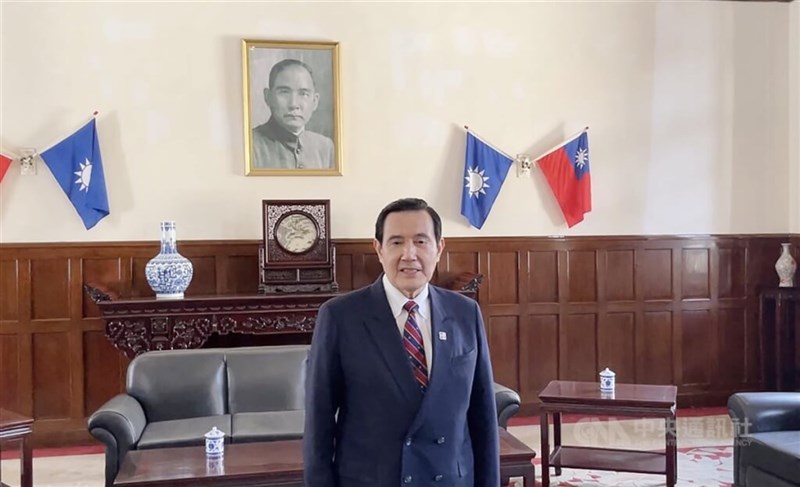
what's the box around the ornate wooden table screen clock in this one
[259,199,338,294]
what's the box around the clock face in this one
[275,213,318,254]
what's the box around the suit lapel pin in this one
[438,331,447,341]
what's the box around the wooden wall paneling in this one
[528,251,558,303]
[31,258,70,321]
[605,250,635,302]
[0,334,20,411]
[81,257,126,417]
[598,312,636,384]
[718,307,747,385]
[184,256,216,296]
[0,236,795,447]
[32,332,71,419]
[488,316,519,392]
[638,311,674,385]
[567,250,597,303]
[335,253,354,292]
[560,313,598,381]
[680,309,715,387]
[638,248,673,301]
[0,259,20,321]
[487,251,519,305]
[519,314,558,405]
[681,248,711,300]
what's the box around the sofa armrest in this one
[494,382,521,429]
[87,394,147,486]
[728,392,800,435]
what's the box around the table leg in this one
[540,411,550,487]
[523,465,535,487]
[554,412,562,476]
[665,415,677,487]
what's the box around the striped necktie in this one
[402,300,428,391]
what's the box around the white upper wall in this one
[0,1,794,242]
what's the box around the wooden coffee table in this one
[0,408,34,487]
[114,428,535,486]
[539,380,678,487]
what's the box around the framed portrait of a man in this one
[242,40,342,176]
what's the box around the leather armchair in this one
[494,382,521,429]
[728,392,800,487]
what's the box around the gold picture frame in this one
[242,40,342,176]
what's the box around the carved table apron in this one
[88,289,338,359]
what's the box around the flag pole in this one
[532,126,589,162]
[39,111,100,154]
[463,125,514,161]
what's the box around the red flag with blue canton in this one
[538,131,591,227]
[0,154,12,183]
[41,119,110,229]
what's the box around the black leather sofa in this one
[728,392,800,487]
[88,345,522,486]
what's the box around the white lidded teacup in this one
[205,426,225,458]
[599,367,616,393]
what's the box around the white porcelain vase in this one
[145,221,193,299]
[775,243,797,288]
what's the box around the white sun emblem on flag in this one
[575,148,588,168]
[465,166,490,198]
[74,158,93,192]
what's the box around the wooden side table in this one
[0,409,33,487]
[759,287,800,391]
[539,380,678,487]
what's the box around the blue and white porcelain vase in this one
[145,221,193,299]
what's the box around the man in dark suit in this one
[304,198,499,487]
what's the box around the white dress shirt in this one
[382,274,433,376]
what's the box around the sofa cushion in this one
[231,411,304,443]
[137,415,231,450]
[226,345,308,413]
[127,349,227,422]
[740,431,800,486]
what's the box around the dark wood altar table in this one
[86,287,337,359]
[87,272,482,359]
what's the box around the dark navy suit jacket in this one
[303,278,499,487]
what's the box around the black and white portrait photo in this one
[243,40,341,176]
